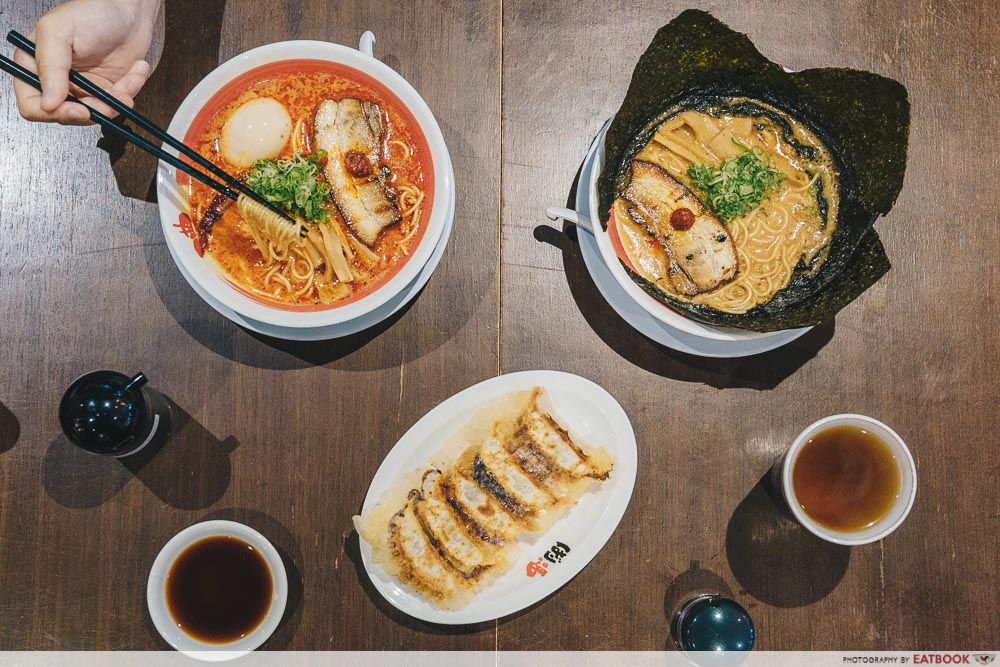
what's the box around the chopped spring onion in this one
[245,151,332,223]
[688,142,785,223]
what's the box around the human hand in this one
[12,0,160,125]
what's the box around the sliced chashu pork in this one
[616,198,700,296]
[621,160,738,295]
[314,98,401,246]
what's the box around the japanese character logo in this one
[543,541,571,564]
[526,541,572,578]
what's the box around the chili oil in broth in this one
[185,63,430,308]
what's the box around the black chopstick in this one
[6,30,295,226]
[0,53,241,201]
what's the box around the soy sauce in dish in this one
[792,426,901,532]
[166,536,273,643]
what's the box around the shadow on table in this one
[344,531,494,636]
[663,561,735,651]
[143,243,463,371]
[241,288,422,367]
[42,435,132,509]
[194,508,305,649]
[536,161,833,391]
[0,402,19,453]
[42,399,234,510]
[100,0,226,202]
[121,399,235,509]
[725,475,850,608]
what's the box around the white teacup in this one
[146,520,288,661]
[779,414,917,546]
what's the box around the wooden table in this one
[1,0,996,652]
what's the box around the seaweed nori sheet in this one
[598,10,910,332]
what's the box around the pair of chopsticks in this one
[0,30,298,231]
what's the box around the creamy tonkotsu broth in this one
[613,98,839,314]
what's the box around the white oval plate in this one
[358,370,638,624]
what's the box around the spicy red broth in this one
[179,59,435,311]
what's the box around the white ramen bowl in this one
[146,520,288,660]
[157,34,454,328]
[585,123,790,342]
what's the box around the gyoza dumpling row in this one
[380,389,614,608]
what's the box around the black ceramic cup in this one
[59,370,171,457]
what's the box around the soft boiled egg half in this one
[220,97,292,167]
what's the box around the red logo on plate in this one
[526,542,572,578]
[526,558,548,578]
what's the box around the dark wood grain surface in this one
[0,0,996,652]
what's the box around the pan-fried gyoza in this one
[354,388,614,609]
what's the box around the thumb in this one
[103,61,149,115]
[121,60,151,97]
[34,22,73,112]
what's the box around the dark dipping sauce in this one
[792,426,901,532]
[166,536,273,644]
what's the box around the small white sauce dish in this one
[146,520,288,661]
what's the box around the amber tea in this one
[791,425,901,533]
